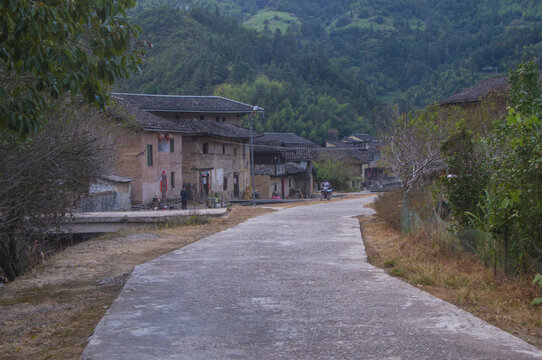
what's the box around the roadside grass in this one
[359,212,542,348]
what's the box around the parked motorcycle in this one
[320,188,333,200]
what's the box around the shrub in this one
[373,189,402,230]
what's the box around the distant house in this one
[253,133,320,199]
[111,93,263,203]
[323,134,399,191]
[438,72,542,108]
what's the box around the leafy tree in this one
[0,0,144,135]
[314,156,358,191]
[481,63,542,273]
[508,61,542,117]
[441,62,542,274]
[441,119,490,227]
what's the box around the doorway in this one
[233,173,239,198]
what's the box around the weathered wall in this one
[182,136,250,201]
[255,175,271,199]
[78,180,132,212]
[116,130,183,204]
[151,112,243,126]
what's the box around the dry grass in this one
[359,212,542,348]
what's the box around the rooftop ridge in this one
[110,92,263,111]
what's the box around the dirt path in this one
[0,206,275,360]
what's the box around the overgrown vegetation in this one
[0,102,118,282]
[313,155,360,191]
[0,0,144,136]
[379,62,542,308]
[125,0,542,117]
[441,62,542,275]
[0,0,142,281]
[360,211,542,347]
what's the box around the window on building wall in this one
[243,141,246,158]
[202,143,208,154]
[171,171,175,188]
[274,183,277,191]
[216,116,220,122]
[175,115,180,120]
[222,117,226,122]
[289,178,292,187]
[222,144,225,154]
[147,144,153,166]
[199,115,204,120]
[170,137,175,152]
[223,176,228,191]
[158,134,170,152]
[234,147,237,156]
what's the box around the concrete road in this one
[81,197,542,359]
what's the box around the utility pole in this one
[250,107,257,207]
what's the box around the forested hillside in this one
[120,0,542,142]
[118,7,380,143]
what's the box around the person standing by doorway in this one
[180,186,188,210]
[160,170,167,208]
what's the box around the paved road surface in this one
[81,197,542,359]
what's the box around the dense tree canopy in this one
[126,0,542,112]
[0,0,144,135]
[118,7,380,143]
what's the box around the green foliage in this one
[383,258,397,268]
[0,0,143,136]
[440,62,542,275]
[120,1,542,138]
[441,119,490,226]
[313,158,357,191]
[120,7,378,143]
[486,106,542,273]
[181,0,542,109]
[215,76,371,144]
[508,62,542,117]
[243,10,301,33]
[532,273,542,306]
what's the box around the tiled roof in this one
[438,72,542,106]
[285,162,306,175]
[109,96,260,139]
[347,134,379,142]
[108,96,186,133]
[111,92,263,114]
[179,118,260,139]
[255,132,321,148]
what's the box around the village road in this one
[81,197,542,360]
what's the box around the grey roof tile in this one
[111,92,263,113]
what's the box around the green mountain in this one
[120,0,542,142]
[118,7,380,143]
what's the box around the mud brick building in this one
[111,93,263,204]
[253,132,320,199]
[107,96,187,205]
